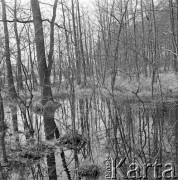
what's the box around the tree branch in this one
[0,18,70,31]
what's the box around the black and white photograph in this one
[0,0,177,179]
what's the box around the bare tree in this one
[30,0,59,179]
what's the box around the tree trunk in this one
[140,0,147,77]
[77,0,87,85]
[175,102,178,174]
[30,0,58,179]
[1,0,19,143]
[71,0,81,84]
[14,0,23,91]
[0,89,7,180]
[0,88,8,163]
[169,0,177,72]
[176,0,178,73]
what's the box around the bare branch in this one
[0,18,70,31]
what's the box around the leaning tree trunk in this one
[30,0,58,179]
